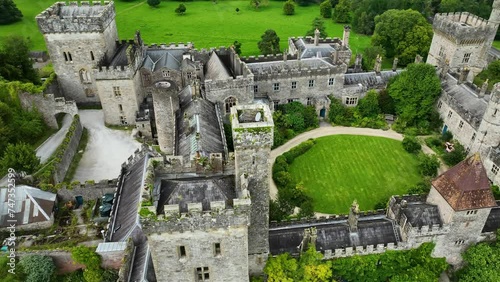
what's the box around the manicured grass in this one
[8,0,370,56]
[288,135,422,214]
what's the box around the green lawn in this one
[7,0,371,56]
[288,135,422,214]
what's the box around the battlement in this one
[36,1,116,34]
[231,104,274,148]
[322,242,410,259]
[140,198,251,233]
[122,144,159,170]
[433,12,497,43]
[269,209,386,228]
[249,61,347,80]
[144,42,193,50]
[241,53,299,63]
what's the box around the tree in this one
[332,0,351,23]
[456,240,500,281]
[175,4,186,15]
[387,63,441,129]
[378,89,395,114]
[236,7,240,13]
[305,17,328,38]
[356,90,380,118]
[0,36,40,84]
[417,153,439,177]
[362,45,386,71]
[372,9,433,65]
[232,40,242,55]
[147,0,160,8]
[402,136,421,154]
[283,0,295,15]
[0,142,40,174]
[258,29,280,55]
[320,1,332,18]
[442,142,467,166]
[251,0,269,9]
[0,0,23,25]
[18,255,55,282]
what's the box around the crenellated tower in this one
[36,1,119,105]
[471,83,500,157]
[231,104,274,275]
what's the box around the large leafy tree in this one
[332,0,351,23]
[387,63,441,128]
[0,36,40,84]
[372,9,433,65]
[0,142,40,174]
[258,29,280,55]
[456,232,500,281]
[320,0,332,18]
[439,0,493,19]
[0,0,23,25]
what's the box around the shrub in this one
[402,136,421,154]
[298,200,315,218]
[492,185,500,200]
[273,171,293,187]
[417,153,440,177]
[71,246,101,269]
[282,139,316,164]
[442,142,466,166]
[283,0,295,15]
[19,255,55,282]
[320,0,332,18]
[147,0,160,7]
[407,181,431,194]
[441,130,453,142]
[425,136,442,149]
[175,4,186,15]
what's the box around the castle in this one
[32,1,500,281]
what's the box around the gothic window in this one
[447,111,453,118]
[273,83,280,91]
[438,101,442,109]
[438,46,444,57]
[471,133,476,142]
[273,100,279,111]
[291,81,297,89]
[113,86,122,97]
[90,51,95,61]
[328,78,335,86]
[462,53,471,63]
[214,243,221,256]
[253,85,258,93]
[345,97,358,105]
[309,79,315,87]
[195,267,209,281]
[307,97,313,106]
[63,52,68,62]
[492,164,499,175]
[79,69,91,84]
[162,70,170,77]
[225,96,236,113]
[179,246,186,258]
[458,120,464,129]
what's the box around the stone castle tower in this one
[231,104,274,275]
[427,0,500,81]
[472,83,500,156]
[36,1,119,105]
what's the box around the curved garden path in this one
[269,122,447,201]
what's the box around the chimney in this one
[283,49,287,62]
[414,54,423,64]
[343,25,351,47]
[440,59,450,79]
[392,57,398,72]
[458,67,469,84]
[333,49,339,64]
[314,28,320,46]
[354,53,362,71]
[374,54,382,74]
[479,79,489,98]
[348,200,359,232]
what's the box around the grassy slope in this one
[8,0,370,56]
[288,135,421,214]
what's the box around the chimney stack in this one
[392,57,398,72]
[343,25,351,47]
[314,28,320,46]
[479,79,489,98]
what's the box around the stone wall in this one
[57,179,118,202]
[19,93,78,129]
[53,116,84,183]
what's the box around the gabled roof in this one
[0,185,56,227]
[205,52,231,81]
[431,154,497,211]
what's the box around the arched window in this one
[79,69,91,83]
[225,97,236,113]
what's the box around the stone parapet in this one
[322,243,411,259]
[433,12,496,43]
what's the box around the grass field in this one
[288,135,422,214]
[6,0,371,56]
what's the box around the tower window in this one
[68,52,73,62]
[437,101,442,109]
[328,78,335,86]
[119,104,123,112]
[492,164,499,175]
[253,85,258,93]
[308,79,315,87]
[187,72,192,79]
[291,81,297,89]
[113,86,122,97]
[438,46,444,57]
[307,97,313,106]
[79,69,91,83]
[273,100,279,111]
[447,111,453,118]
[214,243,221,256]
[225,96,236,113]
[63,52,68,62]
[466,210,478,215]
[454,240,465,245]
[494,109,498,116]
[345,97,357,105]
[273,83,280,92]
[195,267,209,281]
[179,246,186,258]
[458,120,464,129]
[462,53,471,63]
[90,51,95,61]
[471,133,476,142]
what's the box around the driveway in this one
[72,110,141,182]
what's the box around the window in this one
[113,86,122,97]
[119,104,123,112]
[214,243,221,256]
[273,100,279,111]
[471,133,476,142]
[308,79,315,88]
[494,109,498,116]
[225,97,236,113]
[307,97,313,106]
[454,240,465,245]
[459,120,464,129]
[252,156,256,165]
[162,70,170,77]
[179,246,186,258]
[195,267,209,281]
[79,69,91,84]
[438,101,442,109]
[273,83,280,91]
[328,78,335,86]
[253,85,258,93]
[90,51,95,61]
[142,73,151,85]
[68,52,72,62]
[462,53,471,63]
[291,81,297,89]
[447,111,453,118]
[438,46,445,57]
[287,99,295,103]
[63,52,68,62]
[492,164,499,175]
[466,147,470,154]
[120,116,127,125]
[187,72,192,79]
[466,210,478,215]
[345,97,358,105]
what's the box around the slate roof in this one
[157,175,236,214]
[0,185,56,227]
[294,38,338,59]
[344,70,401,86]
[142,49,187,72]
[205,52,232,80]
[247,58,333,74]
[176,88,224,161]
[431,154,497,211]
[482,204,500,233]
[269,217,399,255]
[108,155,149,242]
[108,43,129,67]
[402,203,442,227]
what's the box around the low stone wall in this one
[19,91,77,129]
[57,179,118,202]
[53,116,83,183]
[17,250,85,274]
